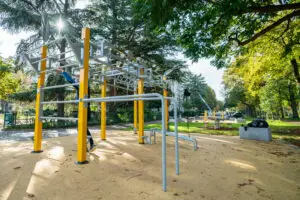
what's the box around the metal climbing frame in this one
[26,27,180,192]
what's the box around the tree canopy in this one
[182,71,218,114]
[223,33,299,118]
[135,0,300,68]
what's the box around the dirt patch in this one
[269,151,295,157]
[237,179,255,188]
[0,130,299,200]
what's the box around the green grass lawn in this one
[124,120,300,146]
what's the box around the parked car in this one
[232,112,243,118]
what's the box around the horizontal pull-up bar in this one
[41,100,79,104]
[40,116,78,121]
[41,93,164,104]
[55,55,76,63]
[30,50,74,65]
[39,63,79,73]
[90,79,134,92]
[41,97,161,105]
[41,83,79,90]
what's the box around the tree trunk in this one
[109,0,118,112]
[288,84,299,119]
[0,100,4,113]
[278,88,285,119]
[57,93,65,118]
[280,105,284,119]
[291,58,300,84]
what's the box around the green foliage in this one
[87,0,186,81]
[134,0,300,68]
[182,71,218,114]
[0,58,20,100]
[223,30,300,118]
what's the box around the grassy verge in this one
[124,121,300,147]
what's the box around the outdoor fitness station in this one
[20,27,199,192]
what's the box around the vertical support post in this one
[163,76,168,130]
[174,100,179,175]
[76,27,90,164]
[133,83,138,134]
[204,110,208,128]
[161,96,167,191]
[222,111,224,120]
[101,77,107,140]
[138,68,144,144]
[32,46,47,153]
[204,110,208,121]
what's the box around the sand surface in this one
[0,129,299,200]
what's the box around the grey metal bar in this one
[161,94,167,191]
[174,100,179,175]
[40,63,79,73]
[86,97,161,103]
[40,92,167,191]
[106,83,134,92]
[90,78,134,92]
[170,132,197,151]
[31,57,51,64]
[154,129,197,151]
[65,37,82,65]
[22,54,38,72]
[30,52,74,64]
[51,49,73,57]
[55,55,76,62]
[42,83,79,90]
[41,96,160,105]
[142,135,152,144]
[40,88,168,191]
[40,116,78,121]
[81,93,162,102]
[41,100,79,104]
[93,58,138,77]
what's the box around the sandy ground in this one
[0,129,299,200]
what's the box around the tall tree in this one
[0,0,87,117]
[87,0,184,74]
[182,71,217,113]
[223,37,299,118]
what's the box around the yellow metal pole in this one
[163,76,168,131]
[204,110,208,122]
[33,46,47,153]
[138,68,144,144]
[76,27,90,164]
[133,86,138,134]
[101,78,107,140]
[222,111,224,120]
